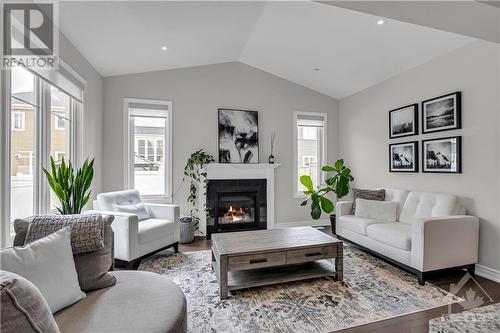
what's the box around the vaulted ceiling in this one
[59,1,474,99]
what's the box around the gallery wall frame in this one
[389,141,419,173]
[421,136,462,174]
[218,108,259,164]
[389,103,418,139]
[421,91,461,134]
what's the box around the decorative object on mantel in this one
[218,108,259,164]
[299,159,354,230]
[43,156,94,214]
[269,132,276,164]
[421,91,461,134]
[182,150,215,236]
[422,136,461,173]
[389,141,419,173]
[389,103,418,139]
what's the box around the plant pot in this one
[179,217,195,244]
[329,214,336,236]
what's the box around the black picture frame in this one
[218,108,259,164]
[389,141,419,173]
[389,103,418,139]
[422,136,461,174]
[421,91,461,134]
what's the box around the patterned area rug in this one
[429,302,500,333]
[139,246,461,333]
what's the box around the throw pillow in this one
[24,213,105,254]
[354,198,398,221]
[351,188,385,214]
[1,270,60,333]
[13,216,116,292]
[0,228,85,313]
[113,202,150,221]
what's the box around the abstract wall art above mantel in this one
[218,108,259,164]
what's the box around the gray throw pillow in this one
[13,216,116,292]
[351,188,385,214]
[1,270,60,333]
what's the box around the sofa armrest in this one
[336,201,353,217]
[411,215,479,272]
[143,203,180,222]
[86,210,139,261]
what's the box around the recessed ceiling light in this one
[314,68,319,72]
[161,46,167,51]
[377,19,385,26]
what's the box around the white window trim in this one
[124,98,173,203]
[11,111,25,131]
[293,111,327,199]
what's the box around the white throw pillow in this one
[0,227,85,313]
[354,198,398,222]
[113,202,150,221]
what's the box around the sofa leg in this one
[173,242,179,253]
[466,264,476,277]
[417,272,425,286]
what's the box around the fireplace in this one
[206,179,267,238]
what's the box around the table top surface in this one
[212,226,341,255]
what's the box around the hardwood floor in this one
[177,227,500,333]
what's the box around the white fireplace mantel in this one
[197,163,281,236]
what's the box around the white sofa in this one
[89,190,180,268]
[336,188,479,284]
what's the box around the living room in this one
[1,1,500,333]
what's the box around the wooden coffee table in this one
[211,226,343,299]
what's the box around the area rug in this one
[429,302,500,333]
[139,246,461,333]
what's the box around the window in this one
[293,112,327,197]
[3,65,84,243]
[125,99,172,199]
[12,112,25,130]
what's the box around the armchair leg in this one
[173,242,179,253]
[417,272,425,286]
[466,264,476,277]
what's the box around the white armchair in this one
[89,190,180,268]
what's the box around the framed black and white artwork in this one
[389,104,418,139]
[422,136,461,173]
[421,92,461,134]
[218,108,259,164]
[389,141,418,173]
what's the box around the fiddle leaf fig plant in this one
[183,149,215,228]
[300,159,354,220]
[43,156,94,215]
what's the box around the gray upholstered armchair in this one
[89,190,180,268]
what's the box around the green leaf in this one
[300,199,308,206]
[334,159,344,170]
[299,175,314,192]
[321,165,335,172]
[320,197,334,214]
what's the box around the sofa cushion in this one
[113,202,151,221]
[1,270,60,333]
[384,188,410,220]
[400,191,459,224]
[14,217,116,293]
[366,223,412,251]
[54,271,187,333]
[138,219,176,244]
[351,188,385,214]
[97,189,142,211]
[354,198,398,222]
[338,215,392,236]
[0,228,85,313]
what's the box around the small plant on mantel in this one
[183,150,215,230]
[300,159,354,220]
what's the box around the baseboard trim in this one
[476,264,500,283]
[275,220,330,228]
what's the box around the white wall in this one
[103,62,339,224]
[59,33,104,198]
[339,41,500,273]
